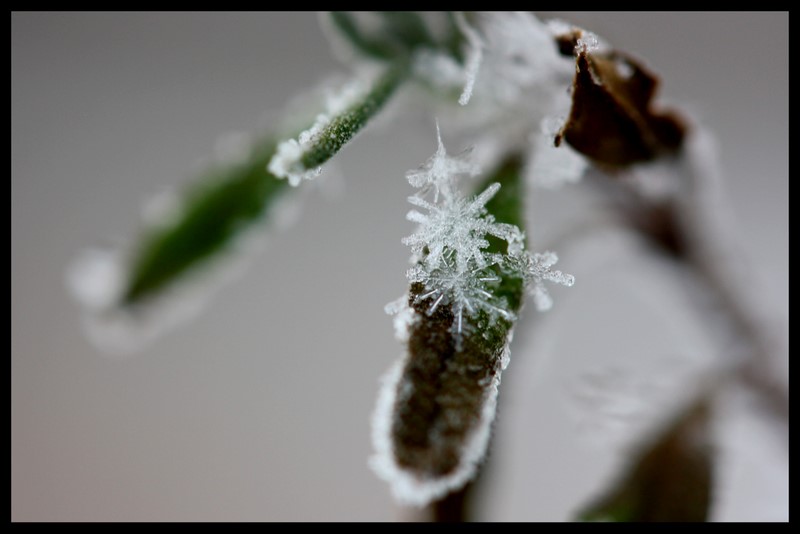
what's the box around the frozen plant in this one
[68,12,787,522]
[398,125,574,338]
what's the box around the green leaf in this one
[121,138,287,306]
[122,61,409,307]
[298,62,409,171]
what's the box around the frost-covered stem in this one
[269,62,409,187]
[300,63,407,169]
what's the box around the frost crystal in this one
[401,127,526,337]
[504,250,575,311]
[405,122,479,202]
[453,12,483,106]
[408,253,513,336]
[401,126,574,337]
[471,12,570,106]
[268,68,378,186]
[403,182,520,274]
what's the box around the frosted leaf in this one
[268,67,382,186]
[269,137,322,186]
[370,328,516,506]
[384,295,418,343]
[66,189,307,356]
[401,127,526,336]
[470,12,569,106]
[405,121,480,202]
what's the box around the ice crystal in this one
[470,12,570,107]
[403,182,521,274]
[418,12,578,184]
[504,250,575,311]
[405,122,480,202]
[408,252,513,336]
[400,128,527,337]
[453,12,483,106]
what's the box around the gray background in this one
[12,12,787,521]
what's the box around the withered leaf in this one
[555,42,687,167]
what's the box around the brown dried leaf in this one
[555,38,687,167]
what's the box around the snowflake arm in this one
[405,121,480,202]
[504,250,575,311]
[402,182,504,273]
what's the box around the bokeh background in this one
[12,12,787,521]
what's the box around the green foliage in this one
[299,63,408,170]
[122,139,286,305]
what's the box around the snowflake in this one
[398,125,574,341]
[408,253,514,337]
[400,126,525,338]
[403,182,522,274]
[503,250,575,311]
[405,121,480,203]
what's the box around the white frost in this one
[454,12,483,106]
[370,328,515,507]
[405,121,480,202]
[268,69,378,186]
[402,125,573,334]
[503,250,575,312]
[384,295,418,343]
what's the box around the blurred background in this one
[12,12,787,521]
